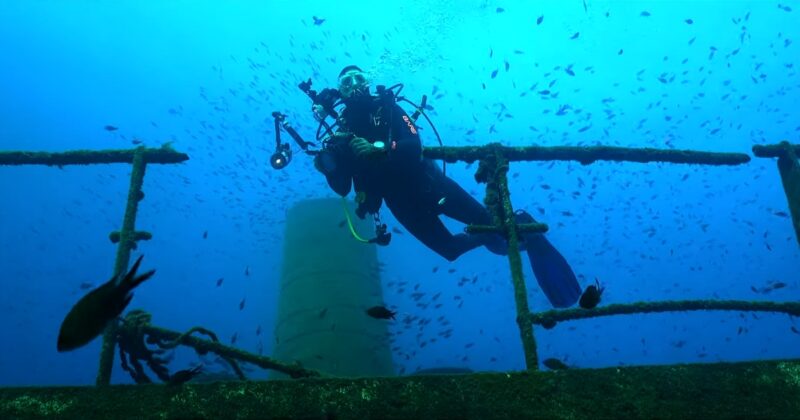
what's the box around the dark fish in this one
[168,365,203,385]
[239,298,246,310]
[256,325,261,335]
[57,255,155,352]
[685,18,694,24]
[496,7,504,13]
[312,16,325,25]
[216,278,223,287]
[640,11,651,17]
[579,278,604,309]
[131,139,143,145]
[245,266,250,276]
[543,358,569,370]
[366,305,396,320]
[104,125,118,131]
[536,15,543,25]
[79,282,94,290]
[230,332,238,344]
[491,69,499,79]
[570,32,580,40]
[203,230,208,239]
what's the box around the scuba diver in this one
[311,65,582,308]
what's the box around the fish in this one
[366,305,396,320]
[536,15,543,25]
[104,125,118,131]
[685,18,694,24]
[57,255,155,352]
[203,230,208,239]
[216,278,223,287]
[578,278,604,309]
[570,32,580,40]
[239,298,246,310]
[312,16,325,25]
[496,7,504,13]
[543,358,570,370]
[640,11,651,17]
[167,365,203,385]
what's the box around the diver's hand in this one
[349,136,385,159]
[313,151,337,175]
[312,104,327,122]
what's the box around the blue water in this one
[0,0,798,387]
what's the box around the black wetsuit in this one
[316,93,506,261]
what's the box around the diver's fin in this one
[525,233,582,308]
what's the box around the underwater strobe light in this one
[270,142,292,170]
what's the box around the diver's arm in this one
[314,149,352,196]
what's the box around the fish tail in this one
[130,269,156,289]
[123,255,156,290]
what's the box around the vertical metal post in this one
[776,142,800,248]
[479,149,539,370]
[95,148,147,385]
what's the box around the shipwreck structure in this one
[0,141,798,419]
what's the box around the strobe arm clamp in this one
[368,213,392,246]
[299,79,340,119]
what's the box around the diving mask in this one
[338,70,369,99]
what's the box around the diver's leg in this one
[435,176,509,255]
[386,198,481,262]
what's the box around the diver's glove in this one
[313,151,337,175]
[312,104,327,122]
[349,136,386,159]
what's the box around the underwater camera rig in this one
[269,77,443,171]
[268,76,445,246]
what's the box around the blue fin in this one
[525,233,582,308]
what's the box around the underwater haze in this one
[1,0,799,387]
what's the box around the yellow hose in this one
[341,197,370,243]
